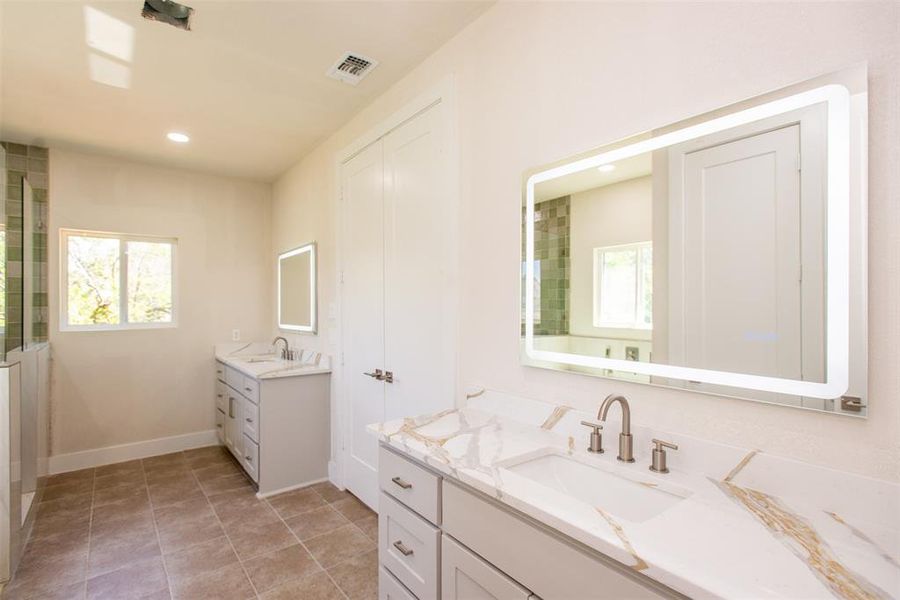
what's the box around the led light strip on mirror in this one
[524,84,850,399]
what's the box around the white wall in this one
[272,2,900,482]
[49,149,272,456]
[570,176,652,338]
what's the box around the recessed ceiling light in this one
[167,132,190,143]
[597,164,616,173]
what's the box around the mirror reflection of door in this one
[667,106,827,404]
[280,251,312,328]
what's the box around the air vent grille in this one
[327,52,378,85]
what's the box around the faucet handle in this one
[649,439,678,474]
[580,421,604,454]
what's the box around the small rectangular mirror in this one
[521,66,867,416]
[278,242,317,333]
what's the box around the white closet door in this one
[679,124,802,400]
[342,141,386,507]
[383,102,455,422]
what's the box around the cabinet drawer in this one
[442,535,531,600]
[379,566,417,600]
[242,434,259,482]
[215,409,225,444]
[225,365,243,392]
[215,381,227,413]
[241,376,260,404]
[215,361,226,383]
[379,446,441,524]
[379,492,440,600]
[242,397,259,443]
[442,482,675,600]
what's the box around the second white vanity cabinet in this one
[215,359,330,495]
[378,445,682,600]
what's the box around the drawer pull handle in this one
[393,540,413,556]
[245,387,252,392]
[246,418,253,423]
[391,476,412,490]
[216,424,223,429]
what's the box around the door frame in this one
[330,77,459,491]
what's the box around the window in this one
[61,230,176,330]
[593,242,652,330]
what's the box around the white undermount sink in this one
[243,355,280,363]
[499,451,691,523]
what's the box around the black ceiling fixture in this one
[142,0,194,31]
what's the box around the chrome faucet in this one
[272,336,289,359]
[598,394,634,463]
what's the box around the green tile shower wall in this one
[2,142,49,351]
[522,195,570,336]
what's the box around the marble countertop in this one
[369,391,900,600]
[215,342,331,380]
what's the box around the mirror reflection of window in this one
[593,242,652,330]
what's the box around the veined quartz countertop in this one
[369,391,900,600]
[215,342,331,380]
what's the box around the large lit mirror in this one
[278,242,317,333]
[521,66,867,416]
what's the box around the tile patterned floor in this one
[3,446,378,600]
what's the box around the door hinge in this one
[796,154,802,172]
[798,264,803,283]
[340,351,345,366]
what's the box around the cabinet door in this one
[224,391,243,459]
[442,535,531,600]
[215,409,225,444]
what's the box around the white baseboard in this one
[256,477,329,499]
[47,430,218,475]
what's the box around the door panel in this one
[342,141,386,508]
[383,103,455,422]
[677,125,802,401]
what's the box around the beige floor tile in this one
[225,519,296,561]
[153,496,215,530]
[87,520,162,577]
[5,549,88,599]
[29,511,91,542]
[304,524,376,569]
[169,563,255,600]
[205,486,258,508]
[45,468,95,488]
[142,452,187,472]
[40,480,95,502]
[37,492,93,519]
[93,482,148,507]
[163,536,238,586]
[332,495,375,522]
[215,499,280,529]
[148,481,205,508]
[199,473,253,497]
[86,557,168,600]
[157,511,225,555]
[191,461,241,483]
[90,498,154,532]
[260,571,345,600]
[3,579,87,600]
[267,487,327,519]
[353,514,378,542]
[311,482,352,504]
[241,543,321,593]
[328,549,378,600]
[184,447,234,471]
[93,469,145,491]
[283,505,349,541]
[94,459,143,478]
[21,529,89,565]
[145,468,195,487]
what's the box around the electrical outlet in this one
[231,329,241,342]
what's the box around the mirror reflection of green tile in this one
[521,195,569,336]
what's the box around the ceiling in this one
[0,1,491,181]
[534,154,652,203]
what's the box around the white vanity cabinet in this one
[378,445,682,600]
[214,359,330,495]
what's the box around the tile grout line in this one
[261,485,356,600]
[81,468,97,600]
[189,455,263,600]
[144,454,177,600]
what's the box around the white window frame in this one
[593,242,652,330]
[60,229,178,332]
